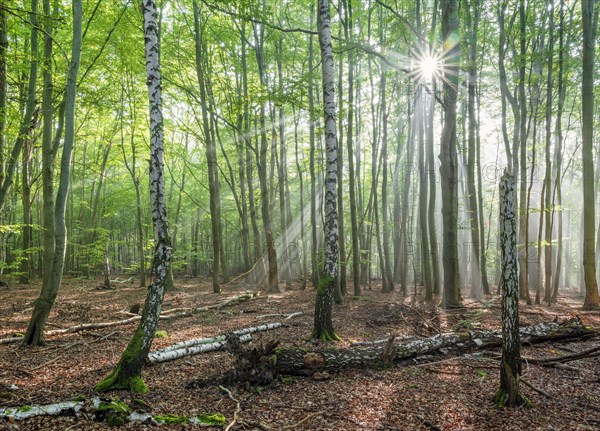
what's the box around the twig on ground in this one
[520,378,551,398]
[30,356,60,371]
[219,386,241,431]
[281,410,325,430]
[523,345,600,364]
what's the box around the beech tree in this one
[23,0,82,346]
[581,0,600,309]
[439,0,461,308]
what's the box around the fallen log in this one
[147,323,283,364]
[159,292,259,320]
[0,397,226,427]
[187,320,595,387]
[272,321,596,375]
[0,293,259,345]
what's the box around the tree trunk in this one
[543,5,555,305]
[193,1,222,293]
[312,0,340,341]
[418,88,432,300]
[308,6,320,290]
[551,0,568,303]
[466,0,483,298]
[276,37,292,290]
[24,0,81,346]
[95,0,171,392]
[267,322,589,376]
[581,0,600,308]
[517,0,532,305]
[380,68,394,293]
[293,105,308,289]
[341,0,360,296]
[0,0,38,213]
[493,172,527,407]
[426,84,440,295]
[0,6,5,189]
[439,0,461,308]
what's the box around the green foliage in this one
[280,376,295,384]
[475,370,489,379]
[154,414,190,424]
[96,397,132,427]
[154,330,168,338]
[195,413,226,426]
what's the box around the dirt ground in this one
[0,277,598,430]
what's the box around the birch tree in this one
[95,0,171,392]
[312,0,340,341]
[493,172,528,407]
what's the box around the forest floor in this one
[0,276,599,430]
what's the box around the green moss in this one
[155,414,190,424]
[154,330,168,338]
[94,328,149,393]
[316,330,341,342]
[97,397,130,414]
[280,376,295,384]
[492,389,532,408]
[476,370,489,379]
[128,377,149,393]
[97,397,132,427]
[195,413,226,426]
[17,405,32,413]
[106,413,127,427]
[72,395,86,402]
[316,275,333,296]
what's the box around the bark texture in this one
[581,0,600,308]
[96,0,171,393]
[439,0,461,307]
[312,0,340,341]
[493,172,528,407]
[23,0,81,346]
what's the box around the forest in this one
[0,0,599,429]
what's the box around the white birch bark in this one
[495,171,525,406]
[95,0,171,392]
[313,0,340,340]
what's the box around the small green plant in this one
[476,370,489,379]
[280,376,295,384]
[154,330,168,338]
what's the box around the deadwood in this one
[0,293,258,345]
[185,320,596,387]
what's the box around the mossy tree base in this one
[310,330,341,342]
[492,389,532,408]
[94,366,148,394]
